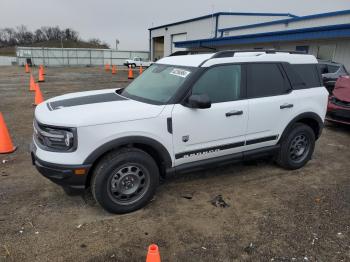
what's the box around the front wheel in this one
[91,148,159,214]
[276,123,315,170]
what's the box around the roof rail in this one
[169,50,215,56]
[211,49,306,58]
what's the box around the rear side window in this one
[247,63,289,98]
[192,65,242,103]
[327,65,339,73]
[318,63,328,74]
[291,64,321,88]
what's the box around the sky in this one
[1,0,350,51]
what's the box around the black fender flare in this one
[83,136,172,168]
[279,112,324,142]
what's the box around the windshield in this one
[121,64,196,104]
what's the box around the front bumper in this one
[30,143,92,190]
[326,100,350,125]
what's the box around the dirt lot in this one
[0,66,349,262]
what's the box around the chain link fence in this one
[16,47,150,66]
[0,56,16,66]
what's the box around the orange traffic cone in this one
[105,64,110,72]
[112,65,117,74]
[128,65,134,79]
[34,83,44,106]
[146,244,160,262]
[38,67,45,82]
[40,65,46,75]
[0,113,16,154]
[139,65,143,75]
[29,74,36,91]
[25,63,30,73]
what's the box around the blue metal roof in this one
[218,9,350,33]
[174,23,350,48]
[148,12,296,31]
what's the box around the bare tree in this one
[0,25,106,48]
[0,29,6,47]
[88,38,101,46]
[64,28,79,41]
[34,29,46,42]
[15,25,33,45]
[101,42,110,48]
[3,28,17,45]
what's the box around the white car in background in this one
[124,57,152,68]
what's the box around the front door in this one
[171,64,248,166]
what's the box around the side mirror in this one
[186,94,211,109]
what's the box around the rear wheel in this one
[91,148,159,214]
[276,123,315,170]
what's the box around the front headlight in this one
[33,120,77,152]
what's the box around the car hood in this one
[333,76,350,102]
[35,89,165,127]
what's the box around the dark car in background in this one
[318,60,349,94]
[326,76,350,125]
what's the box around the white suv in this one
[31,50,328,214]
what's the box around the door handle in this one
[280,103,293,109]
[225,110,243,117]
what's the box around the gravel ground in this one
[0,66,349,262]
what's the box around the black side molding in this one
[167,145,280,176]
[246,135,278,145]
[175,141,245,160]
[175,135,278,160]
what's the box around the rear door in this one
[245,63,296,151]
[171,64,248,166]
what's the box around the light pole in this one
[116,39,119,50]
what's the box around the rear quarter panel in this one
[278,86,328,139]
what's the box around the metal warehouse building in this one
[149,10,350,70]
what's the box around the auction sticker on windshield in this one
[170,68,191,78]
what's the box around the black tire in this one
[131,63,136,68]
[276,123,315,170]
[91,148,159,214]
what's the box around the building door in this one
[317,44,336,61]
[171,33,187,54]
[153,36,164,61]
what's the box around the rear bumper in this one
[30,143,91,190]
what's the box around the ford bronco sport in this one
[31,50,328,214]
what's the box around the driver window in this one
[192,65,241,103]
